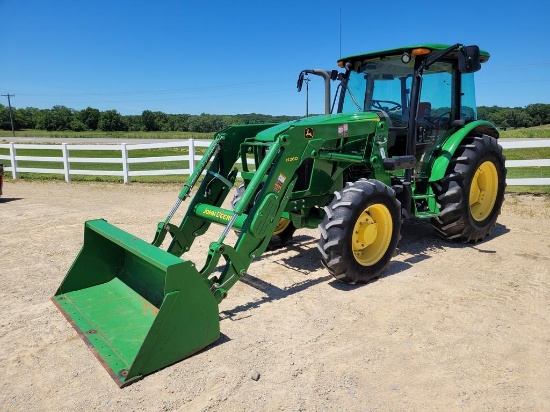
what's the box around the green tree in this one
[153,111,168,131]
[98,109,126,131]
[0,104,11,130]
[33,106,74,131]
[525,103,550,126]
[50,105,73,130]
[172,114,190,131]
[33,109,51,130]
[70,119,88,131]
[125,115,142,131]
[15,107,38,129]
[491,112,510,129]
[78,107,100,130]
[141,110,157,131]
[504,108,533,128]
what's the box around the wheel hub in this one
[469,161,498,222]
[352,204,392,266]
[354,214,377,248]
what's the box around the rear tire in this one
[431,135,506,242]
[318,179,401,283]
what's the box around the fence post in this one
[8,142,18,179]
[62,143,71,182]
[121,143,130,184]
[188,138,195,174]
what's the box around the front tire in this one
[269,217,296,249]
[318,179,402,283]
[431,135,506,242]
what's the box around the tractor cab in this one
[335,44,487,159]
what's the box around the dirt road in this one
[1,180,549,411]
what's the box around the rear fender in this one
[428,120,499,182]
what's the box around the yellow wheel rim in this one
[352,203,392,266]
[273,218,291,235]
[469,161,498,222]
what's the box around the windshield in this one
[340,55,414,126]
[339,54,474,132]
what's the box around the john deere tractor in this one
[53,43,506,386]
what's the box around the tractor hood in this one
[295,112,382,126]
[255,112,382,142]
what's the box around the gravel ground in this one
[1,180,549,411]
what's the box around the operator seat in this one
[417,102,432,125]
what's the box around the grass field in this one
[0,129,214,140]
[1,123,549,140]
[499,124,550,139]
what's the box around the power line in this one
[16,78,295,98]
[1,93,16,136]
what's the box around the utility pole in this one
[2,93,16,136]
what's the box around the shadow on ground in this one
[0,197,23,203]
[220,219,510,316]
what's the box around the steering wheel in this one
[423,111,451,126]
[371,99,402,113]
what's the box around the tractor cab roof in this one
[338,44,490,66]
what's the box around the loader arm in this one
[160,124,329,302]
[52,113,385,386]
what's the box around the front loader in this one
[53,43,506,386]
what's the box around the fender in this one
[428,120,499,182]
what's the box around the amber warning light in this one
[411,48,431,56]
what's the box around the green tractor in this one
[53,43,506,386]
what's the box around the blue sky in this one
[1,0,549,116]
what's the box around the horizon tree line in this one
[1,103,549,132]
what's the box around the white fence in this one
[0,138,549,186]
[499,140,550,186]
[0,139,212,184]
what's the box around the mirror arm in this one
[422,43,462,70]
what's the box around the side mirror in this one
[459,45,481,73]
[297,71,305,92]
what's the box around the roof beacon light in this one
[411,48,431,56]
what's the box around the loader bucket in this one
[52,219,220,387]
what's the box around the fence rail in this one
[1,138,548,186]
[499,140,550,186]
[0,139,211,183]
